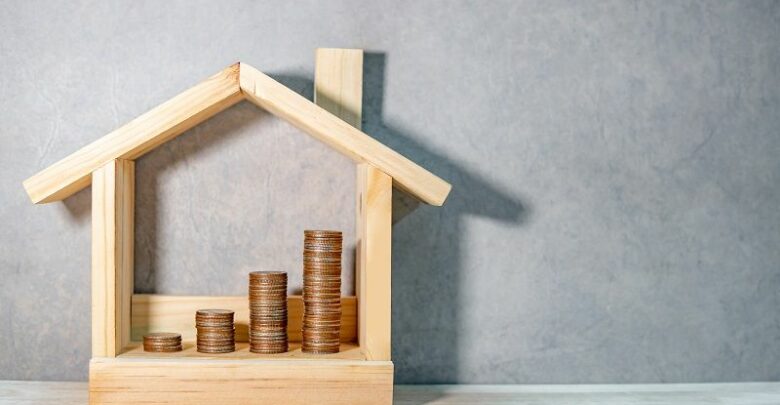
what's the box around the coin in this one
[142,332,182,353]
[195,309,235,353]
[248,271,289,354]
[301,230,343,354]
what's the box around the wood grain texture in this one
[314,48,363,129]
[91,159,134,357]
[239,62,451,206]
[89,358,393,405]
[356,164,393,360]
[23,64,242,204]
[130,294,356,344]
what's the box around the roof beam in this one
[23,64,243,204]
[240,63,451,206]
[23,61,451,206]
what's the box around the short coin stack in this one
[143,332,182,352]
[302,230,342,354]
[195,309,235,353]
[249,271,288,354]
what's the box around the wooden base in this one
[89,355,393,404]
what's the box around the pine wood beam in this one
[91,159,134,357]
[356,164,393,360]
[89,358,393,404]
[314,48,363,129]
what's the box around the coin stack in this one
[302,230,342,354]
[195,309,235,353]
[249,271,289,354]
[143,332,182,352]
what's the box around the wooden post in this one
[314,48,363,130]
[91,159,134,357]
[355,164,392,360]
[314,47,392,361]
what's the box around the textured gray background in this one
[1,0,779,383]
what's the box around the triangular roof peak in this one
[23,62,451,206]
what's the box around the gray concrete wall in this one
[1,0,779,383]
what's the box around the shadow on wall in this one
[56,54,530,384]
[361,53,530,383]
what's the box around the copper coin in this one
[301,347,339,354]
[304,229,342,237]
[196,326,235,332]
[249,270,287,277]
[196,309,234,316]
[143,332,181,340]
[143,344,182,351]
[197,347,235,353]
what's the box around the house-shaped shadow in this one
[23,49,451,405]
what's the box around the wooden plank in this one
[24,64,242,204]
[356,164,393,360]
[239,62,451,206]
[130,294,356,344]
[119,341,364,361]
[89,358,393,405]
[116,160,134,355]
[91,160,134,357]
[314,48,363,129]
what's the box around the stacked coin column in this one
[248,271,288,354]
[302,230,343,354]
[195,309,236,353]
[143,332,182,353]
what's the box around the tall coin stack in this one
[195,309,235,353]
[248,271,288,354]
[302,230,342,354]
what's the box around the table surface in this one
[1,380,779,404]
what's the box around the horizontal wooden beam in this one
[90,358,393,404]
[23,64,243,204]
[130,294,356,344]
[240,63,451,206]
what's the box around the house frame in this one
[23,48,450,404]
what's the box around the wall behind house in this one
[1,0,778,383]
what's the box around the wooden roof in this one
[23,62,451,206]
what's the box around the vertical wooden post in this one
[355,165,392,360]
[91,159,134,357]
[314,47,392,361]
[314,48,363,129]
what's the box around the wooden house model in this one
[22,48,451,404]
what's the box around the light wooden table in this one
[1,380,779,404]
